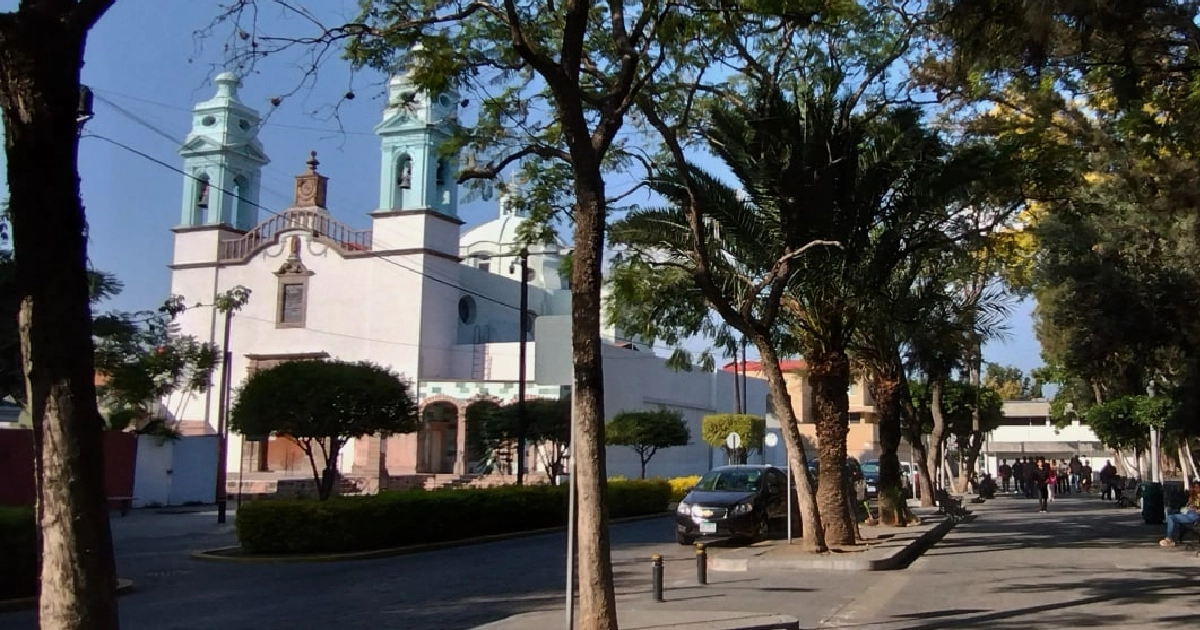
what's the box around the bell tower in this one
[373,51,460,218]
[178,72,269,231]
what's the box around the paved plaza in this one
[2,493,1197,629]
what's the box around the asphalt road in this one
[7,494,1186,629]
[0,509,862,630]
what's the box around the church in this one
[166,68,765,492]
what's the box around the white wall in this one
[601,345,768,480]
[132,435,219,507]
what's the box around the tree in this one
[0,1,121,627]
[701,414,765,467]
[229,360,419,499]
[480,397,574,478]
[606,410,689,479]
[92,295,219,435]
[983,363,1037,401]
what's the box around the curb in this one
[191,511,671,563]
[0,578,134,613]
[710,514,964,572]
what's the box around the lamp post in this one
[510,248,530,485]
[214,306,235,524]
[1147,380,1161,484]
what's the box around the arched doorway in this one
[464,399,502,474]
[420,401,459,473]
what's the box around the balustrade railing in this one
[218,210,372,261]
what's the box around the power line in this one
[92,87,378,136]
[82,132,682,356]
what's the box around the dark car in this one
[674,465,790,545]
[860,459,880,498]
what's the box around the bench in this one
[107,497,134,517]
[935,489,970,521]
[1115,480,1140,508]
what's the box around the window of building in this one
[458,296,477,324]
[478,261,490,273]
[848,383,858,397]
[278,283,306,326]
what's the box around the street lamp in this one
[1147,380,1161,484]
[509,248,530,485]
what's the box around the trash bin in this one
[1164,481,1186,514]
[1142,482,1165,524]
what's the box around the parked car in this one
[860,459,915,499]
[674,465,790,545]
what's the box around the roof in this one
[721,359,807,373]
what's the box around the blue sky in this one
[0,0,1044,375]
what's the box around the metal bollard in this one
[651,554,665,602]
[695,543,708,585]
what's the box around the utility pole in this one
[211,286,250,524]
[215,306,234,523]
[512,248,530,485]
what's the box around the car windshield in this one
[694,470,762,492]
[861,462,880,475]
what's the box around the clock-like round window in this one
[201,115,216,126]
[438,94,453,108]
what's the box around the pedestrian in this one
[1023,457,1037,499]
[1160,480,1200,546]
[998,459,1012,493]
[1100,461,1118,500]
[1057,460,1070,495]
[1082,459,1093,493]
[1047,462,1058,503]
[1070,456,1083,492]
[1035,456,1051,512]
[1012,459,1024,495]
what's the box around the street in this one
[2,493,1197,629]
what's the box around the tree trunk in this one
[898,383,933,507]
[924,378,949,507]
[868,369,910,526]
[960,433,984,492]
[754,340,825,551]
[639,457,647,480]
[808,349,855,546]
[0,8,119,629]
[569,172,617,630]
[1185,440,1198,482]
[957,345,983,493]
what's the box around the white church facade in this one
[166,70,765,491]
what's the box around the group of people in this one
[996,456,1096,512]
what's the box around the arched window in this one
[192,173,210,224]
[435,158,448,187]
[232,175,249,228]
[394,154,413,209]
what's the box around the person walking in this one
[1100,461,1118,500]
[1058,460,1070,495]
[1035,456,1051,512]
[998,459,1012,493]
[1047,462,1058,503]
[1070,456,1083,492]
[1012,459,1024,495]
[1023,457,1037,499]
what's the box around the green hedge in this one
[236,479,671,554]
[0,507,36,600]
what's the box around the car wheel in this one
[676,532,694,546]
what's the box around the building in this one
[165,70,764,492]
[980,400,1110,473]
[723,360,923,467]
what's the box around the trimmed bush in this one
[668,476,701,502]
[0,507,36,600]
[236,480,671,554]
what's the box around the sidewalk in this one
[819,491,1200,628]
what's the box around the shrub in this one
[668,476,701,502]
[0,507,36,600]
[236,479,672,554]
